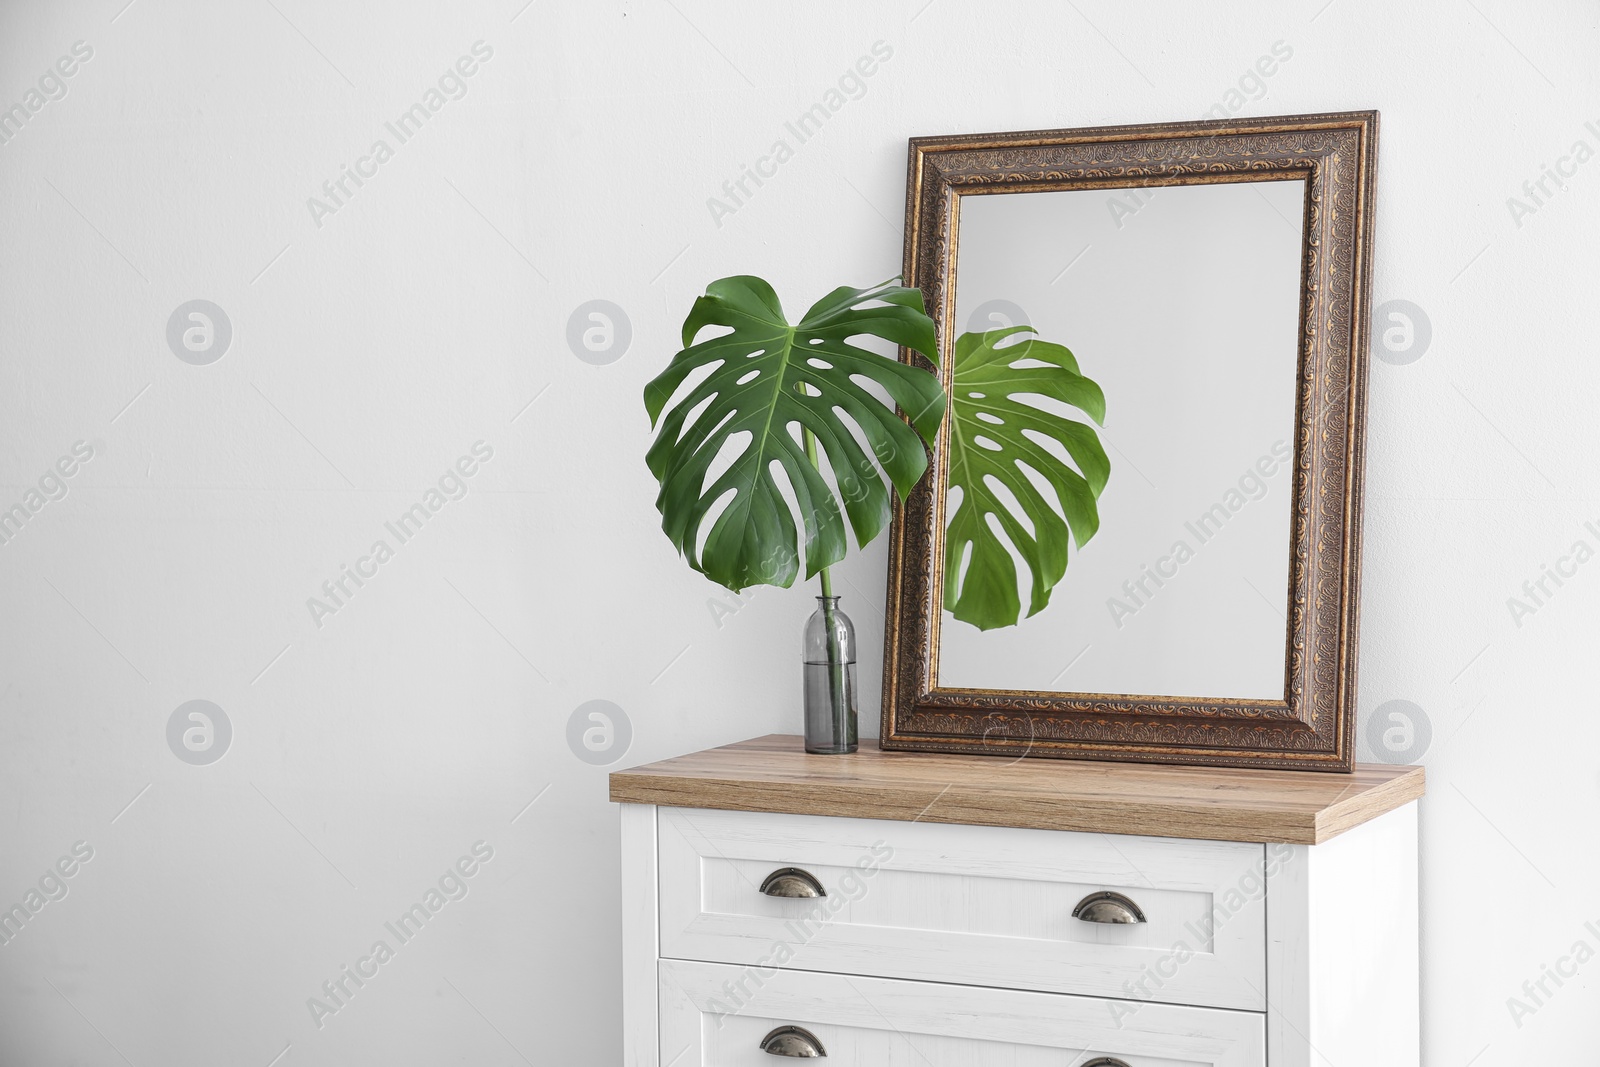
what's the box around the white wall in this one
[0,1,1595,1063]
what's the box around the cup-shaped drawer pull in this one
[1072,890,1146,924]
[760,1025,827,1057]
[1084,1059,1132,1067]
[760,867,827,898]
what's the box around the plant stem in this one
[802,425,848,743]
[800,423,832,596]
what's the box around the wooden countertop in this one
[609,735,1424,845]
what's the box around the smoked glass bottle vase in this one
[802,596,858,754]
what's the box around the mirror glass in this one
[936,177,1307,700]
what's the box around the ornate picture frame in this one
[880,111,1380,772]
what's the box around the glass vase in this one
[803,596,858,754]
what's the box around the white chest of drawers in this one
[612,736,1425,1067]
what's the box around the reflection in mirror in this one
[936,177,1306,701]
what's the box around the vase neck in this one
[815,596,841,607]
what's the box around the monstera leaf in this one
[944,326,1110,631]
[644,276,945,593]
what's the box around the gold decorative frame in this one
[880,111,1379,772]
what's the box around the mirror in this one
[939,177,1306,700]
[881,112,1380,771]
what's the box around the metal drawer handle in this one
[761,867,827,898]
[760,1025,827,1057]
[1084,1059,1132,1067]
[1073,890,1146,924]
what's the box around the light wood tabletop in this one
[610,734,1425,844]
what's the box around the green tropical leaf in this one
[644,276,945,594]
[944,326,1110,631]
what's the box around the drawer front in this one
[658,807,1266,1011]
[660,959,1265,1066]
